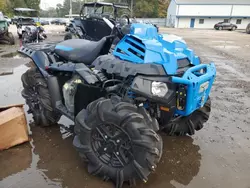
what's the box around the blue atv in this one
[19,22,216,187]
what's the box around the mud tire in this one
[21,68,61,126]
[64,32,73,40]
[0,32,15,45]
[246,24,250,34]
[73,98,163,188]
[7,32,15,45]
[164,98,211,136]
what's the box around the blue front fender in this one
[172,63,216,116]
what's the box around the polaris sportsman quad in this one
[64,1,131,41]
[0,12,15,45]
[19,20,216,188]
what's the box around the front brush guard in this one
[172,63,216,116]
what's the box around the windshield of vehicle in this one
[84,6,112,14]
[84,6,95,15]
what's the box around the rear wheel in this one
[73,98,163,188]
[164,98,211,136]
[21,68,61,126]
[218,26,223,30]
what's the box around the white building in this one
[167,0,250,29]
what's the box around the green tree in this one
[0,0,7,14]
[158,0,169,18]
[56,3,63,17]
[24,0,40,10]
[1,0,41,16]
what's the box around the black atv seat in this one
[54,38,107,65]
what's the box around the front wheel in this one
[164,98,211,136]
[73,98,163,188]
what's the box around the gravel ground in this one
[0,26,250,188]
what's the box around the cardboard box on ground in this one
[0,104,29,150]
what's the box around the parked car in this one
[51,19,66,25]
[214,22,237,31]
[40,19,50,25]
[246,23,250,34]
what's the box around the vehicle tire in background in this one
[218,26,223,30]
[231,26,236,31]
[7,32,15,45]
[22,32,28,44]
[164,98,211,136]
[246,23,250,34]
[0,32,15,45]
[21,68,61,126]
[74,98,163,188]
[64,32,73,40]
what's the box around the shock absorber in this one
[176,84,187,111]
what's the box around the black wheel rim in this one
[91,123,133,168]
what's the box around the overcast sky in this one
[40,0,64,9]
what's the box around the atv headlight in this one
[151,82,168,97]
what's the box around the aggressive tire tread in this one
[164,98,211,136]
[74,98,163,188]
[21,68,60,126]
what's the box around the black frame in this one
[80,2,130,20]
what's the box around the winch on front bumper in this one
[172,63,216,116]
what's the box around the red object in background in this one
[19,39,23,47]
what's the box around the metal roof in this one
[174,0,250,5]
[84,2,129,9]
